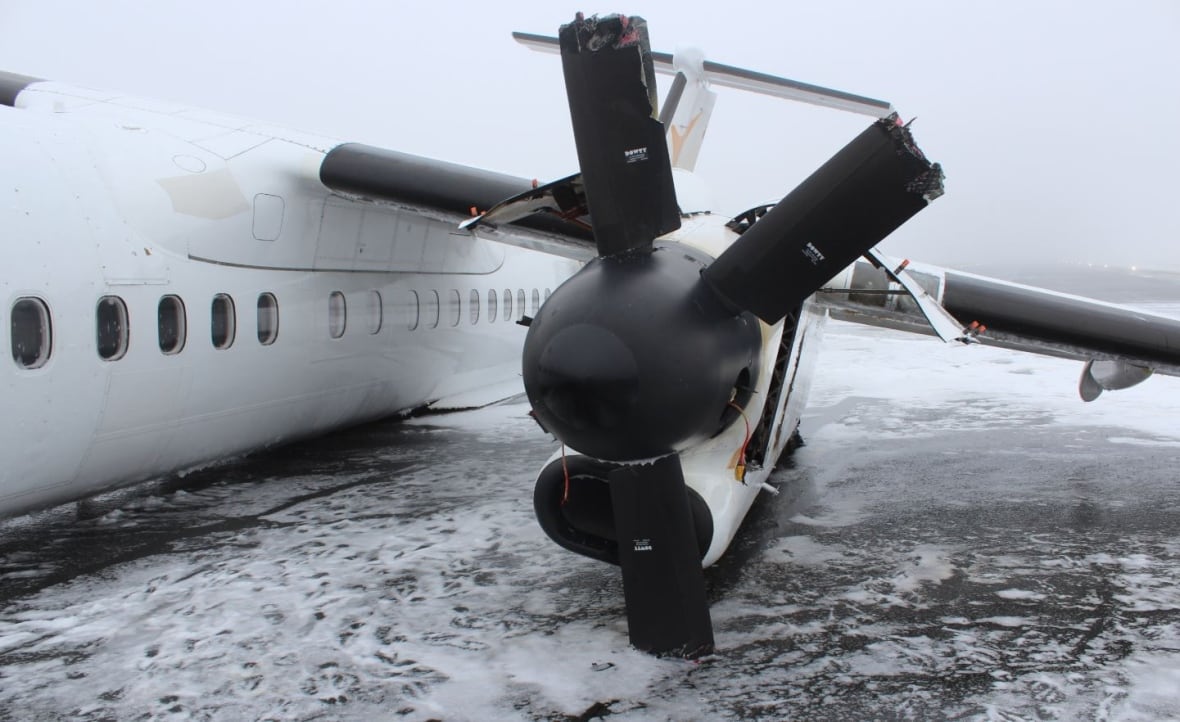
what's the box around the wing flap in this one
[863,248,968,343]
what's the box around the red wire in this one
[728,401,752,481]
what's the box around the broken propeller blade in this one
[703,115,944,324]
[609,454,714,658]
[558,13,681,257]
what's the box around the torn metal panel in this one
[862,248,966,343]
[459,173,588,233]
[318,142,595,249]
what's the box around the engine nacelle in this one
[532,454,714,565]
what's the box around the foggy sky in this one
[1,0,1177,270]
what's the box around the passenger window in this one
[531,289,541,315]
[503,288,512,321]
[425,290,440,329]
[158,295,186,355]
[487,289,498,323]
[469,289,480,324]
[367,290,382,335]
[329,291,347,338]
[544,288,552,303]
[96,295,130,360]
[407,290,420,330]
[11,297,51,369]
[448,289,461,327]
[257,292,279,345]
[516,289,526,320]
[211,294,236,349]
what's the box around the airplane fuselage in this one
[1,80,577,515]
[0,74,833,593]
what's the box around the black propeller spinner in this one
[523,13,943,658]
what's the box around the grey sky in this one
[1,1,1177,270]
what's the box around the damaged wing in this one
[819,255,1180,400]
[319,143,597,261]
[458,173,589,236]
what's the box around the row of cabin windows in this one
[10,293,280,369]
[9,286,553,369]
[406,287,551,331]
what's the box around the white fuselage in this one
[1,82,578,516]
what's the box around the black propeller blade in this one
[609,455,713,657]
[530,13,722,659]
[558,13,681,256]
[703,115,944,324]
[524,12,943,659]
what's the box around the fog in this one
[2,0,1177,270]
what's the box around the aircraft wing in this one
[318,143,598,261]
[819,253,1180,400]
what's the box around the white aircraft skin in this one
[1,80,580,517]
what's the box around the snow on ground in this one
[2,312,1179,720]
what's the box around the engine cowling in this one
[522,243,762,461]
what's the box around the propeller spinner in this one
[523,13,943,658]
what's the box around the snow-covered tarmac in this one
[2,305,1179,720]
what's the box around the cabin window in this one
[11,297,51,369]
[211,294,236,349]
[96,295,130,361]
[544,288,552,303]
[531,289,541,315]
[367,290,383,335]
[257,292,279,345]
[407,290,420,330]
[329,291,347,338]
[448,289,461,327]
[469,289,480,324]
[503,288,512,321]
[487,289,498,323]
[158,295,186,355]
[516,289,526,320]
[425,290,440,329]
